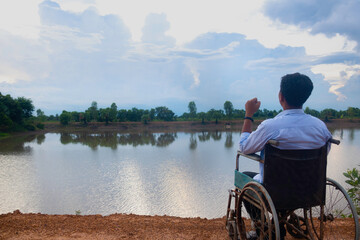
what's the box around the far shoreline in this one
[3,118,360,137]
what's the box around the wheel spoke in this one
[306,179,358,240]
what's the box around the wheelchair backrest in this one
[263,143,327,210]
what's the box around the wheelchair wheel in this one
[227,209,239,240]
[307,178,359,240]
[236,182,280,240]
[286,212,308,238]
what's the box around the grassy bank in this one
[0,132,10,139]
[2,118,359,137]
[44,118,360,133]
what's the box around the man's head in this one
[280,73,313,108]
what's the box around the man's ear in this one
[279,91,286,108]
[279,91,284,103]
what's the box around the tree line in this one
[57,100,360,126]
[0,92,38,132]
[1,92,360,131]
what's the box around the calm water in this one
[0,129,359,219]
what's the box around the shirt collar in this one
[276,109,304,118]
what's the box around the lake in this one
[0,129,359,219]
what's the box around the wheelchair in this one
[225,139,359,240]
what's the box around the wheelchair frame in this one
[225,139,359,240]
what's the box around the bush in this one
[24,124,36,131]
[36,123,45,129]
[141,114,150,124]
[0,112,13,131]
[343,167,360,215]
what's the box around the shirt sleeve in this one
[239,120,275,154]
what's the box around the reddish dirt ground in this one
[0,210,228,240]
[0,210,358,240]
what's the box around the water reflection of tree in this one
[189,133,197,150]
[118,133,156,147]
[59,132,177,149]
[198,132,211,142]
[340,129,344,140]
[156,133,177,147]
[198,131,223,142]
[36,134,46,145]
[225,132,233,148]
[349,129,354,142]
[0,135,36,154]
[211,131,222,141]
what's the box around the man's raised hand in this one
[245,98,261,117]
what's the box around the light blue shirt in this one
[239,109,332,183]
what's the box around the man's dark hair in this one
[280,73,313,108]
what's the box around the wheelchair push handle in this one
[242,138,340,150]
[265,138,340,147]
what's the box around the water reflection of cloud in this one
[0,155,41,213]
[327,129,360,186]
[1,129,358,218]
[112,158,150,215]
[158,160,200,217]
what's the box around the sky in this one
[0,0,359,115]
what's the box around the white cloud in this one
[0,65,31,84]
[91,0,354,56]
[0,0,359,115]
[311,63,360,101]
[0,0,42,39]
[141,13,175,47]
[40,25,102,53]
[263,0,360,53]
[186,61,200,89]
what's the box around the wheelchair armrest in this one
[236,140,277,170]
[236,151,263,171]
[329,138,340,145]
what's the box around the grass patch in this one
[0,133,10,139]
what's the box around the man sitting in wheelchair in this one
[239,73,332,239]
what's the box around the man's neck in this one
[282,105,302,111]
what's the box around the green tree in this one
[197,112,206,124]
[36,109,46,122]
[60,111,71,126]
[181,112,190,120]
[79,112,87,125]
[117,109,127,122]
[233,109,246,119]
[155,106,175,121]
[224,101,234,119]
[304,107,320,118]
[141,114,150,124]
[320,108,337,120]
[109,103,117,122]
[149,108,156,121]
[99,108,110,125]
[88,101,98,122]
[0,112,13,131]
[188,101,197,119]
[0,93,35,131]
[71,111,80,122]
[1,93,22,124]
[17,97,34,119]
[346,107,360,119]
[206,109,223,124]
